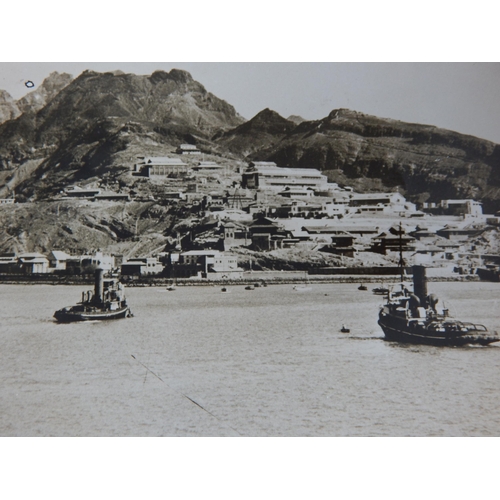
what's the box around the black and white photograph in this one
[2,60,500,438]
[1,4,499,499]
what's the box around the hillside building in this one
[135,157,190,177]
[176,144,201,155]
[241,162,328,192]
[64,186,101,198]
[349,192,416,214]
[420,199,483,217]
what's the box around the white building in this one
[176,144,201,155]
[349,192,416,214]
[242,162,328,192]
[135,157,190,177]
[80,252,115,273]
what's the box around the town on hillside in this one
[1,144,500,283]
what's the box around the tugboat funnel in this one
[412,265,427,305]
[94,267,104,304]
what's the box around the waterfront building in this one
[121,257,164,276]
[0,252,18,273]
[18,253,50,274]
[80,252,115,273]
[174,250,242,279]
[48,251,72,271]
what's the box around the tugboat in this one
[54,268,132,323]
[358,284,368,291]
[378,265,499,346]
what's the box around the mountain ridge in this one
[0,69,499,211]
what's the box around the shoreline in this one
[0,274,482,286]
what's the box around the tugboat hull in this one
[54,305,131,323]
[378,316,499,347]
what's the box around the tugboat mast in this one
[398,222,405,285]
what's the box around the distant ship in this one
[378,265,499,346]
[54,268,132,323]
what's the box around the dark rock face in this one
[241,109,500,212]
[0,68,244,199]
[214,108,297,156]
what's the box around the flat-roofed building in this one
[18,253,50,274]
[440,199,483,216]
[192,161,225,172]
[121,257,164,276]
[176,144,201,155]
[349,192,416,214]
[242,162,328,191]
[64,186,101,198]
[49,250,72,271]
[135,157,190,177]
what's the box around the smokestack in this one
[94,268,104,304]
[412,265,427,304]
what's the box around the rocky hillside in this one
[0,90,21,124]
[1,69,500,212]
[213,108,297,156]
[0,69,244,200]
[227,108,500,212]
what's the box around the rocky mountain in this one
[1,68,500,213]
[16,71,73,115]
[0,90,21,124]
[213,108,297,156]
[233,108,500,212]
[287,115,306,125]
[0,69,244,200]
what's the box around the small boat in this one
[166,285,176,291]
[245,285,255,290]
[54,268,132,323]
[340,324,350,333]
[358,284,368,291]
[378,265,500,346]
[293,285,312,292]
[372,286,389,295]
[221,287,230,293]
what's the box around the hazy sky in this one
[1,62,499,144]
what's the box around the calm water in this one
[1,281,500,436]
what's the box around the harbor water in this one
[1,281,500,436]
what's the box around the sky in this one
[1,62,500,144]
